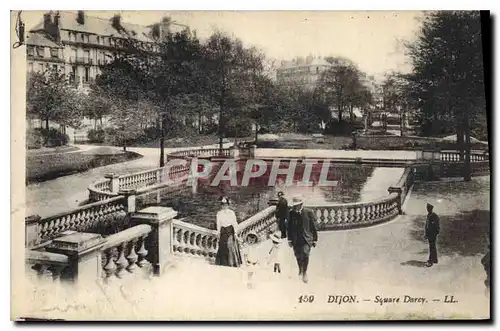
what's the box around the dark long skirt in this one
[215,225,242,267]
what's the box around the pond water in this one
[136,161,404,230]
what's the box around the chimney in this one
[43,12,52,30]
[77,10,85,25]
[54,11,60,27]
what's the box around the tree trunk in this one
[464,114,472,182]
[219,98,224,154]
[123,145,127,152]
[94,119,97,130]
[159,115,166,167]
[457,117,465,161]
[45,118,49,130]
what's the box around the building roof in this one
[26,32,63,48]
[30,11,189,43]
[278,57,331,69]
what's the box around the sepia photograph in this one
[10,9,491,321]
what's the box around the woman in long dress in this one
[215,197,243,267]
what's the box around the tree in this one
[315,57,372,134]
[27,67,82,130]
[203,31,267,151]
[406,11,486,181]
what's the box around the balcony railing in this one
[69,57,93,65]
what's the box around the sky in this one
[21,10,425,81]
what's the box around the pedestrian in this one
[287,197,318,283]
[481,243,490,293]
[243,232,260,289]
[268,232,284,274]
[215,196,243,268]
[424,203,440,267]
[275,191,289,239]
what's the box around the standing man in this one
[424,203,440,267]
[287,197,318,283]
[275,191,289,239]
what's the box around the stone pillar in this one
[105,173,120,194]
[130,206,178,276]
[190,157,199,195]
[46,232,105,283]
[25,215,41,249]
[119,188,137,213]
[230,145,240,159]
[250,145,257,159]
[388,187,403,214]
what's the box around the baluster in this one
[49,264,66,284]
[32,263,51,279]
[137,234,149,267]
[103,248,117,280]
[126,239,138,272]
[334,208,340,223]
[115,242,129,278]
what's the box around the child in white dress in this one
[243,232,259,289]
[268,233,284,274]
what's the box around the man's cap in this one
[277,191,284,197]
[427,203,434,209]
[270,233,281,243]
[292,196,304,206]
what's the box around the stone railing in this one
[308,194,400,231]
[26,195,129,249]
[237,206,278,242]
[440,150,489,163]
[119,168,162,191]
[171,219,218,262]
[166,147,231,161]
[26,250,70,282]
[101,224,152,282]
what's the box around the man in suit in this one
[275,191,289,239]
[287,197,318,283]
[424,203,440,267]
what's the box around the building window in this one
[84,67,90,83]
[27,46,34,56]
[52,64,58,71]
[81,34,85,42]
[28,62,33,71]
[71,48,77,62]
[84,50,90,64]
[36,47,44,57]
[50,48,59,58]
[96,36,100,44]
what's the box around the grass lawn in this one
[26,150,142,184]
[255,133,488,151]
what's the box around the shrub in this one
[31,128,69,147]
[26,129,43,149]
[324,120,363,136]
[87,128,106,143]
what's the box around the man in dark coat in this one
[424,203,440,267]
[275,191,289,238]
[287,197,318,283]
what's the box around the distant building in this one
[26,10,189,89]
[25,11,190,141]
[276,55,332,90]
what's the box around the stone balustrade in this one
[26,250,70,282]
[119,168,162,191]
[440,150,489,163]
[101,224,152,282]
[238,206,278,243]
[308,194,400,231]
[26,196,128,248]
[171,219,218,261]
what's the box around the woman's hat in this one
[245,232,259,243]
[292,196,304,206]
[270,233,281,243]
[220,196,231,205]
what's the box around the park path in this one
[24,143,233,218]
[24,176,490,320]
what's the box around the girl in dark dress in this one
[215,197,243,267]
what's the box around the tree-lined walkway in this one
[24,176,490,320]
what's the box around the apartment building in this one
[26,10,189,89]
[276,55,332,90]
